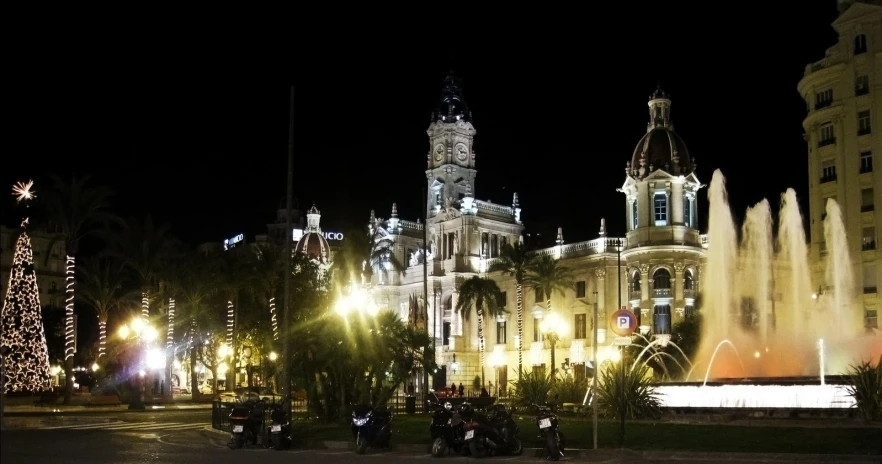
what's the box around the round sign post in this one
[610,307,637,343]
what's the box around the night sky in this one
[3,5,840,248]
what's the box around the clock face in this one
[455,144,468,161]
[434,144,445,161]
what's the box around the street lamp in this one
[117,317,158,410]
[539,311,568,382]
[335,283,379,317]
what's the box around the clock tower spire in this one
[426,71,477,217]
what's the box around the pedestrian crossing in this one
[42,421,208,432]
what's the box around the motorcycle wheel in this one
[544,433,561,461]
[431,437,447,457]
[468,441,487,459]
[509,437,523,456]
[559,431,566,454]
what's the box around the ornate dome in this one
[293,204,331,264]
[628,86,694,178]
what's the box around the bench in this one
[87,394,122,406]
[34,393,59,406]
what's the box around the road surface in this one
[1,411,878,463]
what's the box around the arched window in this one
[855,34,868,55]
[631,271,641,291]
[684,270,695,290]
[653,268,671,289]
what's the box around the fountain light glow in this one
[655,384,855,409]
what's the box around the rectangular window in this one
[815,89,833,109]
[575,281,586,298]
[442,321,451,346]
[819,124,835,147]
[861,151,874,173]
[862,188,875,212]
[497,291,507,309]
[858,110,872,135]
[821,160,837,183]
[654,193,667,225]
[683,197,693,227]
[866,308,878,329]
[574,314,587,339]
[863,263,877,294]
[631,201,638,230]
[856,75,870,96]
[535,287,544,302]
[855,34,868,54]
[863,226,877,251]
[496,321,506,345]
[653,305,672,335]
[533,317,544,342]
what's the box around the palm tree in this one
[488,241,533,376]
[106,215,173,320]
[166,252,221,396]
[41,174,113,404]
[331,224,404,286]
[76,258,132,359]
[525,255,574,380]
[455,276,506,386]
[248,243,285,342]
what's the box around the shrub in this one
[510,369,552,410]
[596,363,660,419]
[846,355,882,422]
[551,375,588,405]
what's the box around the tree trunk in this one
[190,347,198,398]
[141,291,150,319]
[63,254,76,405]
[97,320,107,358]
[477,306,485,387]
[516,283,523,376]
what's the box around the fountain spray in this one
[818,338,825,386]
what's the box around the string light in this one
[64,256,76,360]
[97,319,107,358]
[269,297,278,341]
[226,300,234,346]
[166,298,175,350]
[1,230,52,392]
[141,292,149,319]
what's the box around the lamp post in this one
[611,238,626,447]
[118,316,159,410]
[539,311,567,383]
[592,290,599,451]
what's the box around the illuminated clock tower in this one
[426,72,477,217]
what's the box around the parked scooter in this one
[534,397,565,461]
[461,403,523,458]
[227,398,265,449]
[351,404,392,454]
[269,396,291,451]
[428,401,466,457]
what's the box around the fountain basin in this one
[656,382,855,409]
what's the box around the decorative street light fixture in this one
[539,311,568,383]
[118,316,159,410]
[335,283,379,317]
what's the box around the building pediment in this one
[834,2,882,28]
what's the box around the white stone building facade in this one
[798,0,881,329]
[364,74,707,390]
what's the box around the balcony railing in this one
[864,286,878,294]
[683,288,696,299]
[863,240,877,251]
[629,291,642,301]
[820,174,837,184]
[815,100,833,110]
[653,288,672,299]
[861,204,875,212]
[818,138,836,148]
[858,127,872,136]
[856,86,870,96]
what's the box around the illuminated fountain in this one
[652,169,881,409]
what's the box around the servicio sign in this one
[223,233,244,250]
[292,229,344,241]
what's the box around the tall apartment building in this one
[798,0,881,328]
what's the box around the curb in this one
[201,430,882,461]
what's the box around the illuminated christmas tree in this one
[1,180,51,392]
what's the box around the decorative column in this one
[450,291,462,351]
[672,182,684,225]
[673,262,686,321]
[639,263,651,332]
[594,268,607,344]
